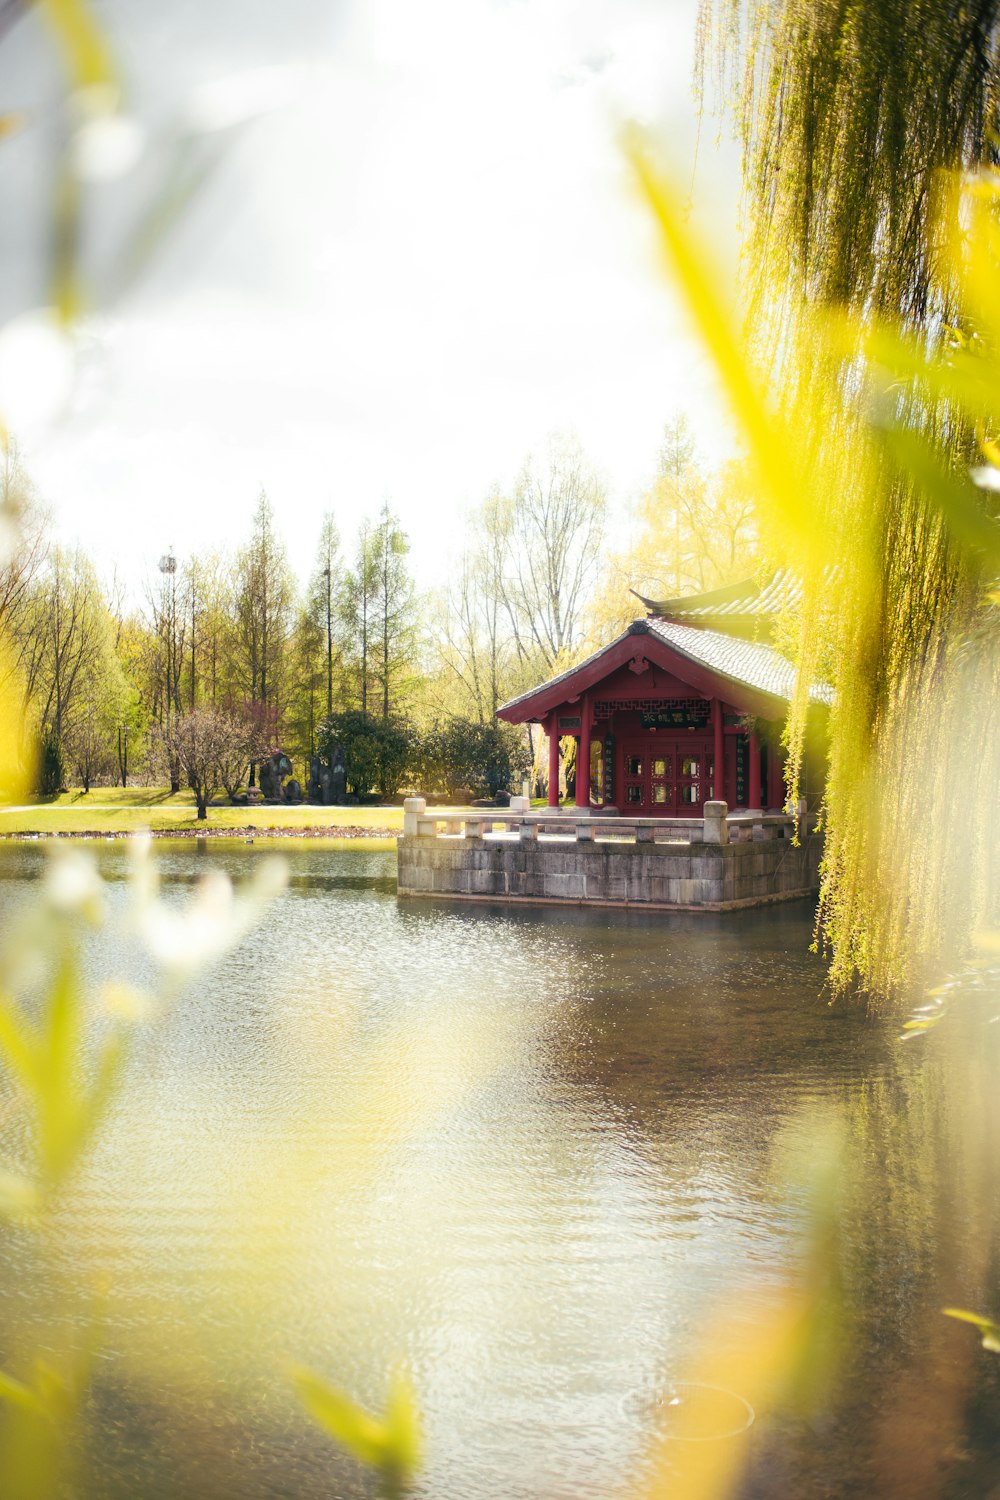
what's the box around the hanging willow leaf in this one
[878,424,1000,568]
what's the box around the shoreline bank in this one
[0,826,398,842]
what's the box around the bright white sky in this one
[0,0,741,597]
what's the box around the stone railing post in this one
[403,796,427,836]
[519,819,538,843]
[703,800,729,845]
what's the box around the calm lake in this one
[0,842,998,1499]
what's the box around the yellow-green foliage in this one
[626,125,1000,1006]
[688,1,1000,1006]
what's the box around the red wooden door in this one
[648,749,674,810]
[621,743,648,811]
[619,739,714,814]
[674,745,709,812]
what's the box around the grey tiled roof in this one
[633,569,803,623]
[646,619,833,705]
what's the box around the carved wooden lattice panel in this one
[594,697,707,719]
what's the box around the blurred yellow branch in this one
[35,0,115,93]
[621,126,823,575]
[290,1364,421,1499]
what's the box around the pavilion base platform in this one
[397,799,821,912]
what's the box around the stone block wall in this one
[397,832,822,911]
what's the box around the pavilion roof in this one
[497,617,832,724]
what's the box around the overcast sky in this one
[0,0,741,596]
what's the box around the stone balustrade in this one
[401,797,796,846]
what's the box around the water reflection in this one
[0,843,997,1498]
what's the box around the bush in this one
[318,711,416,800]
[419,717,529,800]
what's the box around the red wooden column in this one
[547,715,560,807]
[576,695,593,808]
[748,730,762,811]
[711,698,724,802]
[768,741,784,811]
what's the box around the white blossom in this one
[43,847,105,925]
[129,840,288,986]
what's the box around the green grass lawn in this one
[0,787,405,837]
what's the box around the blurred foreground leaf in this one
[38,0,115,92]
[291,1364,421,1500]
[0,643,37,806]
[634,1111,846,1500]
[621,125,825,576]
[0,1336,97,1500]
[0,946,126,1201]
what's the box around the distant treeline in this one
[0,427,757,798]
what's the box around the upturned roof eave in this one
[630,576,760,616]
[496,626,642,722]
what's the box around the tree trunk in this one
[197,795,207,820]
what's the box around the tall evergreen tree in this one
[233,493,293,715]
[370,503,417,722]
[233,493,294,778]
[340,520,378,715]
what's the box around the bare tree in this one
[658,414,697,594]
[500,435,606,669]
[632,429,758,599]
[17,547,110,750]
[311,512,341,721]
[65,704,115,792]
[161,706,260,819]
[0,444,49,688]
[434,490,516,722]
